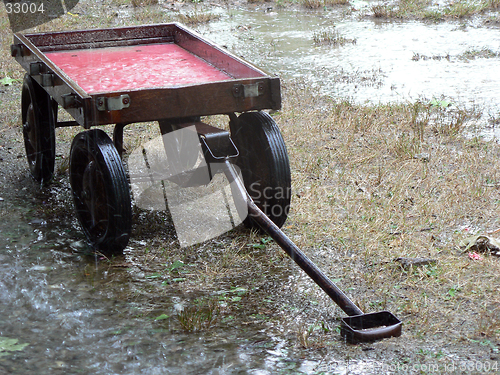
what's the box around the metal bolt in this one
[122,96,130,105]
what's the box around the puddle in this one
[0,199,268,373]
[0,188,330,374]
[111,3,500,121]
[0,181,387,374]
[190,8,500,126]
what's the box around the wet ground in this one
[0,161,301,374]
[1,1,500,374]
[0,158,392,375]
[195,6,500,113]
[0,133,347,374]
[180,4,500,131]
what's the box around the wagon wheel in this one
[21,74,56,184]
[70,129,132,254]
[229,111,291,229]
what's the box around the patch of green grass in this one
[296,321,331,348]
[131,0,158,6]
[443,1,481,17]
[458,47,500,61]
[177,299,220,332]
[372,0,431,19]
[423,9,445,21]
[177,12,220,25]
[302,0,350,8]
[371,0,500,19]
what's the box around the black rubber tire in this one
[229,111,291,229]
[21,74,56,184]
[69,129,132,254]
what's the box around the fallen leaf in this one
[468,252,483,260]
[0,77,16,86]
[0,337,29,357]
[154,314,169,321]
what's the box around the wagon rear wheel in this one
[70,129,132,254]
[21,74,56,184]
[229,111,291,229]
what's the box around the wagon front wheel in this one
[229,111,291,229]
[70,129,132,254]
[21,74,56,184]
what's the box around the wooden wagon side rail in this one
[11,32,92,127]
[11,23,281,129]
[19,24,176,51]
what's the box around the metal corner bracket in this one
[96,94,131,111]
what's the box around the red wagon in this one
[11,23,289,252]
[11,23,401,343]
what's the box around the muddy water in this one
[194,8,500,127]
[0,190,308,374]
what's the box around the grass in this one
[99,79,500,348]
[302,0,350,9]
[313,27,356,46]
[371,0,500,20]
[1,0,499,363]
[371,0,432,19]
[295,320,331,348]
[177,12,220,25]
[274,81,500,344]
[131,0,158,6]
[458,47,500,61]
[412,48,500,63]
[249,0,351,7]
[177,299,220,332]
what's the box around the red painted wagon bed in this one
[11,23,401,344]
[11,22,285,249]
[12,23,281,126]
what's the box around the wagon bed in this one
[45,43,234,93]
[12,23,281,128]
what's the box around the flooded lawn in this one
[194,7,500,127]
[0,182,309,374]
[1,0,500,374]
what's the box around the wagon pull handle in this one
[223,159,402,343]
